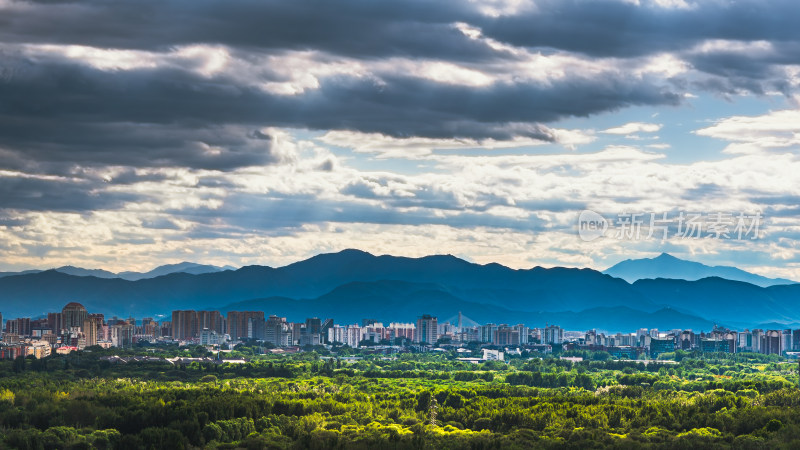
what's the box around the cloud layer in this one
[1,0,800,278]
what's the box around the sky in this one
[1,0,800,279]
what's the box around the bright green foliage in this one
[0,350,799,448]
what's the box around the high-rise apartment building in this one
[227,311,264,340]
[171,311,224,340]
[738,330,752,351]
[83,316,103,347]
[265,315,289,346]
[6,318,31,336]
[764,330,782,355]
[345,324,362,348]
[111,321,135,348]
[197,311,225,335]
[494,325,520,346]
[299,317,323,346]
[141,317,158,338]
[544,325,563,345]
[320,318,334,344]
[479,323,497,343]
[751,329,764,353]
[514,324,530,344]
[62,302,88,332]
[414,314,438,344]
[781,329,792,354]
[172,310,198,340]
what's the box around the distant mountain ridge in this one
[1,249,799,331]
[216,280,716,332]
[0,262,235,281]
[118,262,236,281]
[604,253,796,287]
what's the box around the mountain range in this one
[0,262,235,281]
[605,252,795,287]
[0,250,797,332]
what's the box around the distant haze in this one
[0,249,797,332]
[0,262,235,281]
[605,253,796,288]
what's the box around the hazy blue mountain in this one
[757,321,800,330]
[0,269,41,279]
[0,270,150,319]
[217,280,715,333]
[0,249,651,321]
[0,249,795,330]
[54,266,118,279]
[551,307,717,333]
[248,249,653,313]
[631,277,800,326]
[118,262,233,280]
[605,253,795,287]
[0,262,234,281]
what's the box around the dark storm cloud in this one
[0,55,285,172]
[105,169,170,186]
[1,0,798,220]
[0,0,797,117]
[0,0,494,61]
[4,0,800,60]
[0,51,679,172]
[684,41,800,95]
[0,0,794,178]
[482,0,800,58]
[297,74,679,139]
[0,174,146,212]
[481,0,800,96]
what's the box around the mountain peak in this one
[654,252,677,260]
[151,261,204,271]
[118,261,232,280]
[53,266,117,279]
[605,253,796,287]
[336,248,375,257]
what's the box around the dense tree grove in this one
[1,348,799,448]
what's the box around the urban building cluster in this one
[1,303,145,359]
[2,305,800,360]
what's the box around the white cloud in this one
[603,122,663,135]
[23,44,161,71]
[470,0,536,17]
[691,39,774,55]
[695,109,800,153]
[649,0,695,10]
[634,53,690,78]
[4,131,800,279]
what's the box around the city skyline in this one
[4,299,799,361]
[3,248,799,334]
[1,0,800,280]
